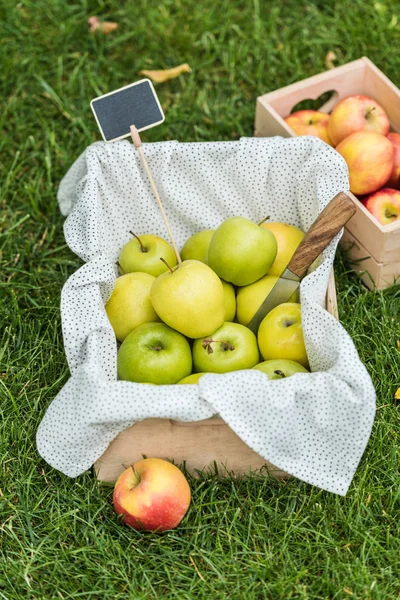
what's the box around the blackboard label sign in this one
[90,79,165,143]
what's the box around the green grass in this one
[1,0,400,598]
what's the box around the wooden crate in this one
[341,229,400,289]
[254,56,400,290]
[95,273,338,482]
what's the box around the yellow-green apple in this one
[117,322,192,384]
[253,358,309,379]
[387,132,400,189]
[119,233,177,277]
[260,221,304,277]
[236,274,299,326]
[113,458,191,532]
[284,110,332,145]
[221,279,236,321]
[105,272,160,342]
[257,302,309,369]
[336,131,394,195]
[192,322,260,374]
[180,229,215,263]
[150,260,225,338]
[177,372,206,384]
[328,95,390,147]
[207,217,277,286]
[362,187,400,225]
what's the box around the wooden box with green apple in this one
[95,272,338,483]
[254,56,400,290]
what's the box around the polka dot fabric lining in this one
[36,136,376,495]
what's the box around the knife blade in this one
[247,191,356,334]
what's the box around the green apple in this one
[236,274,299,326]
[105,272,160,342]
[192,322,259,374]
[119,233,177,277]
[221,279,236,321]
[117,322,192,384]
[261,221,304,277]
[257,302,309,369]
[150,260,225,338]
[181,229,215,263]
[177,372,206,384]
[207,216,277,286]
[253,359,309,379]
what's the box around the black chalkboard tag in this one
[90,79,165,143]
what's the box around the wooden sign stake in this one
[130,125,182,265]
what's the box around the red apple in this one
[336,131,394,195]
[362,187,400,226]
[284,110,333,146]
[386,132,400,189]
[113,458,191,532]
[328,95,390,147]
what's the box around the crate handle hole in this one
[289,90,339,115]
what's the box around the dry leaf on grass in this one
[325,50,337,70]
[394,388,400,400]
[139,63,191,83]
[88,16,118,34]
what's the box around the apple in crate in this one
[151,260,225,338]
[387,132,400,189]
[284,110,332,146]
[207,216,277,286]
[362,187,400,225]
[336,131,394,195]
[253,359,309,379]
[117,322,192,384]
[105,272,160,342]
[119,233,177,277]
[113,458,191,532]
[328,95,390,147]
[236,274,299,326]
[258,302,309,369]
[180,229,215,263]
[192,322,260,374]
[260,221,304,277]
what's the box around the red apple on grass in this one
[335,131,394,195]
[113,459,191,532]
[362,187,400,225]
[386,132,400,189]
[328,95,390,147]
[284,110,333,146]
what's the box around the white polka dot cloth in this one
[36,136,376,495]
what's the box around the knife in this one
[247,191,356,334]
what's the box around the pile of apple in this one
[285,95,400,226]
[105,217,309,387]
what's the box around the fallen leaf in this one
[88,16,118,34]
[139,63,191,83]
[394,388,400,400]
[396,339,400,349]
[325,51,337,70]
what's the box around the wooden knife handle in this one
[287,192,356,279]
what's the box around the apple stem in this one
[273,370,286,378]
[129,231,148,253]
[258,216,270,226]
[159,257,175,274]
[365,106,376,118]
[202,338,235,355]
[116,260,122,271]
